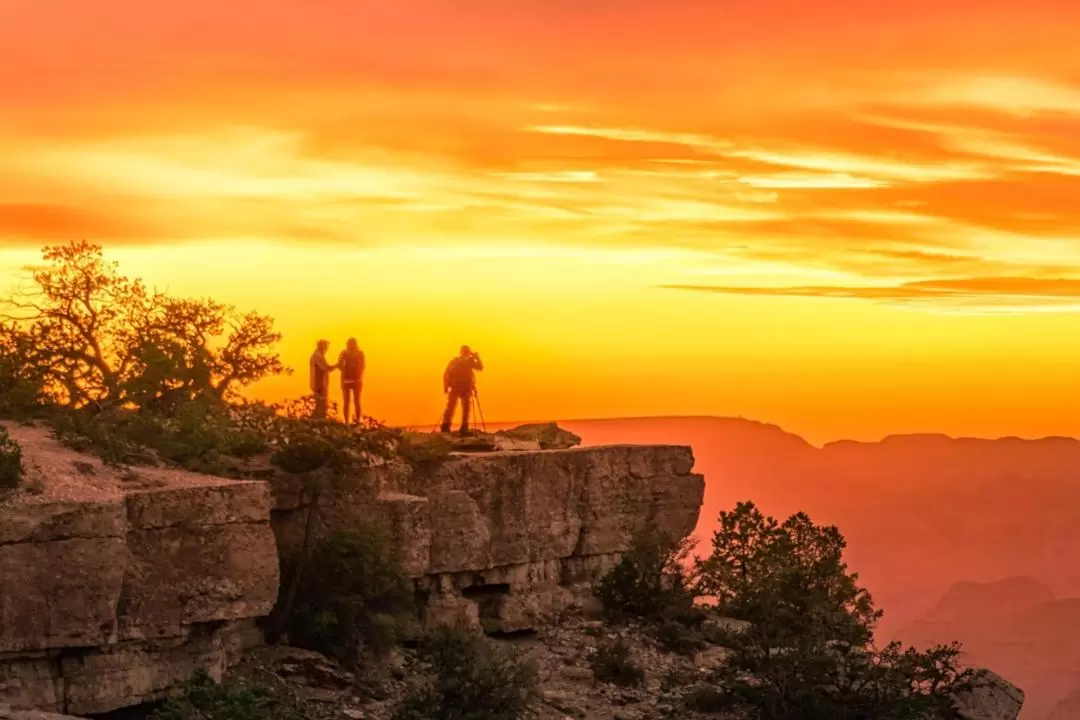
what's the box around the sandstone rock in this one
[0,708,86,720]
[496,423,582,450]
[0,427,279,715]
[271,443,704,635]
[421,593,482,633]
[953,669,1024,720]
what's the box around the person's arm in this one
[443,361,452,393]
[472,354,484,372]
[358,350,366,376]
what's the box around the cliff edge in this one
[0,425,704,714]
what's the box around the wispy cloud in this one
[4,1,1080,313]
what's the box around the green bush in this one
[149,668,313,720]
[682,685,729,714]
[595,526,697,623]
[394,625,537,720]
[0,427,25,489]
[396,430,453,478]
[591,638,645,687]
[653,618,707,656]
[282,525,415,666]
[696,502,975,720]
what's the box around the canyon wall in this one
[0,426,704,714]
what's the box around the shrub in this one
[0,427,25,489]
[696,502,974,720]
[591,638,645,687]
[653,618,707,656]
[270,398,397,475]
[595,526,697,623]
[396,430,453,478]
[682,685,729,714]
[149,668,313,720]
[282,525,415,666]
[394,625,537,720]
[0,323,47,419]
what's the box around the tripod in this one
[470,389,488,434]
[433,387,487,434]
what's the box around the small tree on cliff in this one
[1,241,286,411]
[696,502,974,720]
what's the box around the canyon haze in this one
[556,416,1080,720]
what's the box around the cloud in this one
[662,276,1080,312]
[0,203,159,244]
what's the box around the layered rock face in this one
[271,444,705,633]
[0,426,277,715]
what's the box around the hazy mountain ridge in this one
[560,416,1080,720]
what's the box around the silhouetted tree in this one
[696,502,974,719]
[1,241,286,410]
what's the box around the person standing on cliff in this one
[441,345,483,435]
[309,339,333,419]
[338,338,366,425]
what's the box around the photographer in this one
[440,345,484,435]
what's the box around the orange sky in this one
[4,0,1080,443]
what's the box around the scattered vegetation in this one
[395,430,454,478]
[595,502,976,719]
[0,241,417,481]
[653,617,707,656]
[394,625,538,720]
[279,525,416,667]
[0,426,24,489]
[591,637,646,687]
[149,669,313,720]
[594,525,697,624]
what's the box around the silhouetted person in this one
[441,345,483,435]
[338,338,366,425]
[309,339,332,418]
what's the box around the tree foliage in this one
[0,426,24,489]
[696,501,879,649]
[394,625,537,720]
[694,502,974,720]
[1,241,286,410]
[595,503,976,720]
[594,525,697,623]
[281,526,416,667]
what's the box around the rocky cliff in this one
[0,426,276,715]
[0,425,705,714]
[271,444,705,633]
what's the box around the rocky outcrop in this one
[953,669,1025,720]
[0,426,277,715]
[0,708,85,720]
[271,444,705,634]
[495,423,582,450]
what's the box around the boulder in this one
[496,423,582,450]
[953,669,1024,720]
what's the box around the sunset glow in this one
[4,0,1080,442]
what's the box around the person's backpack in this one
[446,356,474,390]
[341,350,365,382]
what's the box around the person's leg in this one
[314,389,328,419]
[341,384,352,424]
[441,392,457,433]
[459,389,472,434]
[350,386,361,424]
